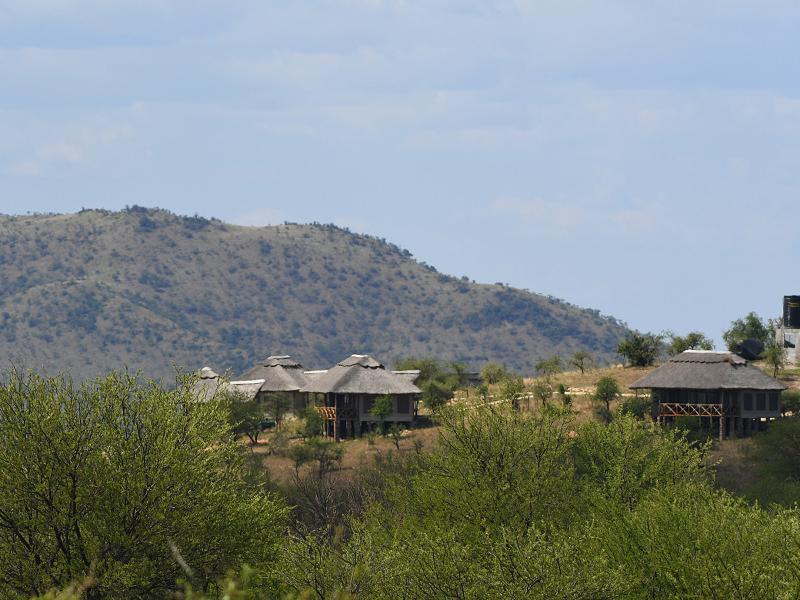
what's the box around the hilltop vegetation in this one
[0,207,628,379]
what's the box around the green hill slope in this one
[0,207,629,380]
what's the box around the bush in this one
[618,396,654,420]
[0,370,287,598]
[782,390,800,416]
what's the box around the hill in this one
[0,207,629,380]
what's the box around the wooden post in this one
[719,413,724,441]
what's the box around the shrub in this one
[0,370,287,598]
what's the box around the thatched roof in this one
[192,367,263,402]
[228,379,265,401]
[191,366,227,402]
[238,355,309,392]
[301,355,421,395]
[393,369,422,384]
[630,351,786,391]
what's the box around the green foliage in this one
[0,370,287,598]
[303,437,344,477]
[369,395,393,428]
[617,331,662,366]
[618,395,654,420]
[480,362,509,385]
[722,311,771,351]
[782,390,800,416]
[395,358,466,410]
[500,375,526,410]
[594,375,621,411]
[228,393,267,444]
[299,405,323,439]
[568,350,593,374]
[752,417,800,481]
[665,330,714,355]
[535,355,562,378]
[531,378,553,407]
[262,392,294,430]
[764,336,786,377]
[388,425,403,450]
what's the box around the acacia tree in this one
[569,350,593,374]
[594,376,621,413]
[228,391,267,444]
[666,331,714,356]
[617,332,662,367]
[0,370,287,598]
[535,356,562,379]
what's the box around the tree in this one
[300,405,323,439]
[617,332,662,367]
[228,392,267,445]
[594,375,621,413]
[262,392,293,430]
[532,379,553,408]
[569,350,593,374]
[0,370,287,598]
[666,331,714,356]
[304,437,344,477]
[535,355,562,379]
[370,395,393,433]
[448,361,470,390]
[388,425,403,451]
[480,362,509,385]
[421,380,452,411]
[500,375,526,411]
[722,312,771,352]
[763,337,786,377]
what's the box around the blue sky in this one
[2,1,799,344]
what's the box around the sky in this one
[2,1,800,345]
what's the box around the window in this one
[396,397,410,414]
[769,393,779,412]
[756,393,766,411]
[743,393,753,411]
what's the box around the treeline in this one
[3,371,800,598]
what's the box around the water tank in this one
[784,295,800,328]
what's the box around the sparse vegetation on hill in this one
[0,207,629,380]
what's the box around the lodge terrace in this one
[630,350,786,440]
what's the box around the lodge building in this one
[630,350,786,439]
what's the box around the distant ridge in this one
[0,207,629,380]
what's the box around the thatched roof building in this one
[630,351,786,391]
[301,354,421,395]
[239,355,310,393]
[630,350,786,439]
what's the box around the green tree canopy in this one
[0,370,287,598]
[594,375,621,412]
[722,311,771,351]
[617,332,662,366]
[480,362,509,385]
[665,331,714,355]
[568,350,593,374]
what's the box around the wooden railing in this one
[658,402,723,417]
[315,406,357,420]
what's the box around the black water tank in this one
[784,295,800,328]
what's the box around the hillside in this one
[0,207,629,380]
